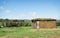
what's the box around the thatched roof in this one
[32,18,56,21]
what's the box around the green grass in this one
[0,30,7,36]
[0,27,60,38]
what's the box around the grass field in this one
[0,26,60,38]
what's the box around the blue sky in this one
[0,0,60,19]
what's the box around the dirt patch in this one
[30,29,38,32]
[39,28,60,30]
[23,36,29,38]
[30,28,60,32]
[8,27,14,30]
[0,35,9,38]
[31,28,60,31]
[45,36,60,38]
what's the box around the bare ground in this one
[30,28,60,32]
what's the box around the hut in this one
[31,18,56,29]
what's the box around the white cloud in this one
[12,12,37,19]
[5,10,11,13]
[32,12,37,16]
[3,11,38,19]
[28,12,38,19]
[20,11,38,19]
[0,6,4,10]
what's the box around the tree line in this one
[56,20,60,26]
[0,19,32,27]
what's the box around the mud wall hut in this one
[32,18,56,29]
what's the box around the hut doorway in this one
[36,21,40,29]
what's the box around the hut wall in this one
[40,21,56,29]
[32,22,37,29]
[39,21,46,28]
[46,21,56,28]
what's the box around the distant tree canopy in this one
[56,20,60,26]
[0,19,32,27]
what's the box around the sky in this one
[0,0,60,19]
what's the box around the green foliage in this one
[18,20,32,27]
[56,20,60,26]
[0,19,32,27]
[57,26,60,28]
[0,22,3,26]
